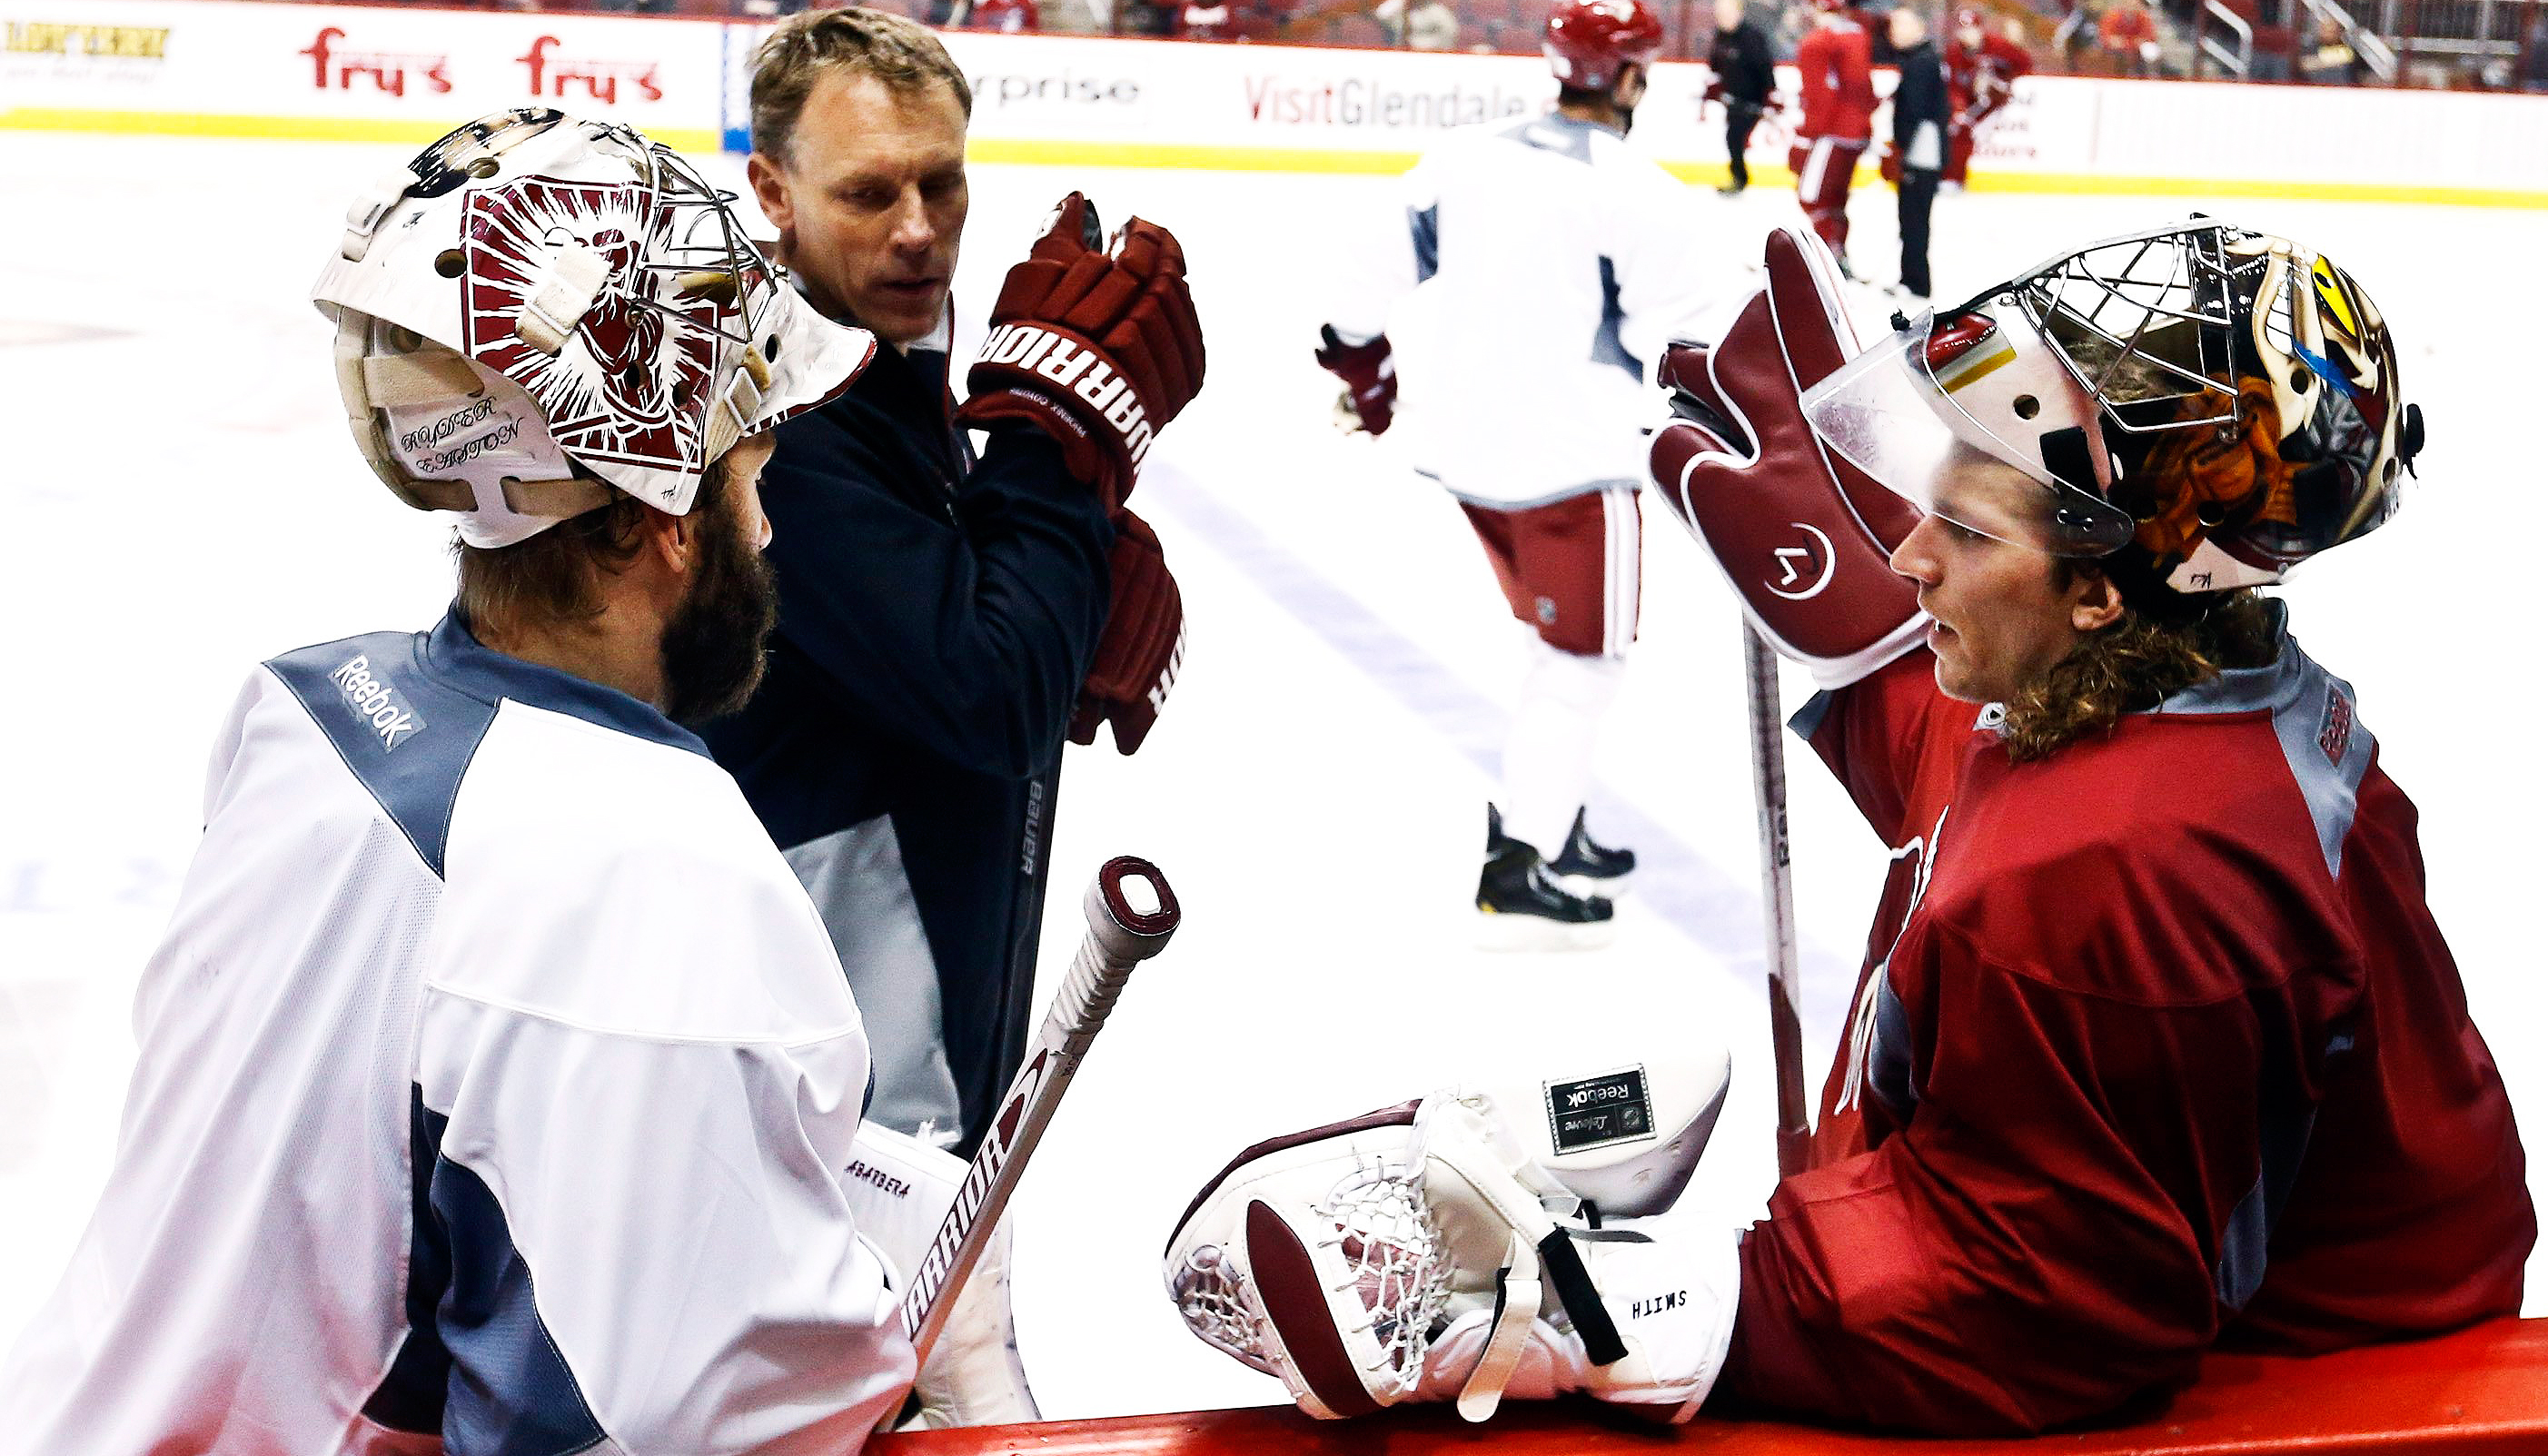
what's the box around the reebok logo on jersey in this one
[1629,1291,1687,1319]
[327,654,425,751]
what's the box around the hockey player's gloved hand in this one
[838,1122,1041,1431]
[1648,226,1926,689]
[1313,324,1396,436]
[1165,1052,1739,1425]
[957,193,1206,512]
[1070,509,1184,756]
[1879,143,1903,186]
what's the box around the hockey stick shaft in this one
[898,856,1181,1369]
[1743,626,1811,1179]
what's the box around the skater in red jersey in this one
[1790,0,1878,273]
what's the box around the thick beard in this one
[659,493,778,728]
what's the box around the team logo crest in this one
[458,175,730,477]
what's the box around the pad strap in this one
[1538,1231,1627,1365]
[1454,1233,1543,1421]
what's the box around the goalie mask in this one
[1800,220,2421,593]
[312,108,876,547]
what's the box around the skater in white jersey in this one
[0,109,1004,1454]
[1315,0,1731,948]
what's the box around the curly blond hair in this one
[1997,579,2278,763]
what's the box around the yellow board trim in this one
[10,108,2548,209]
[967,136,1425,173]
[0,107,720,154]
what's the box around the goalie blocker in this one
[839,1122,1039,1431]
[1649,226,1926,689]
[1165,1050,1738,1424]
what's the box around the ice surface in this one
[1,131,2539,1420]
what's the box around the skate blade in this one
[1474,911,1617,952]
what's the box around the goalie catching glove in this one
[957,193,1206,512]
[1648,226,1927,688]
[1164,1051,1738,1424]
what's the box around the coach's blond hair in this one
[751,8,971,165]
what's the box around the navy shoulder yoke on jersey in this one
[267,610,706,877]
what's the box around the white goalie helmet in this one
[312,107,876,547]
[1801,220,2421,594]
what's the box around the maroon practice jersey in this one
[1715,614,2532,1434]
[1796,19,1877,142]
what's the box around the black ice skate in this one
[1549,807,1637,900]
[1479,806,1615,951]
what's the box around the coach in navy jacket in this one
[706,15,1114,1155]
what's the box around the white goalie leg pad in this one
[1163,1048,1735,1424]
[843,1120,1040,1428]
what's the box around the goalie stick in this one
[897,855,1182,1372]
[1743,626,1812,1179]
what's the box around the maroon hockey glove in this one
[1070,509,1185,756]
[1648,227,1926,688]
[956,193,1206,512]
[1314,325,1396,436]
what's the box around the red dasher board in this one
[873,1317,2548,1456]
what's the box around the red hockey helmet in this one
[1544,0,1665,90]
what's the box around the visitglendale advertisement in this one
[6,0,2547,203]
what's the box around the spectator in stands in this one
[2246,0,2295,80]
[2525,8,2548,92]
[2297,13,2365,81]
[1708,0,1778,195]
[1376,0,1462,48]
[2052,0,2094,68]
[2097,0,2161,73]
[962,0,1041,27]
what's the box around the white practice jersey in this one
[0,612,911,1456]
[1330,112,1735,509]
